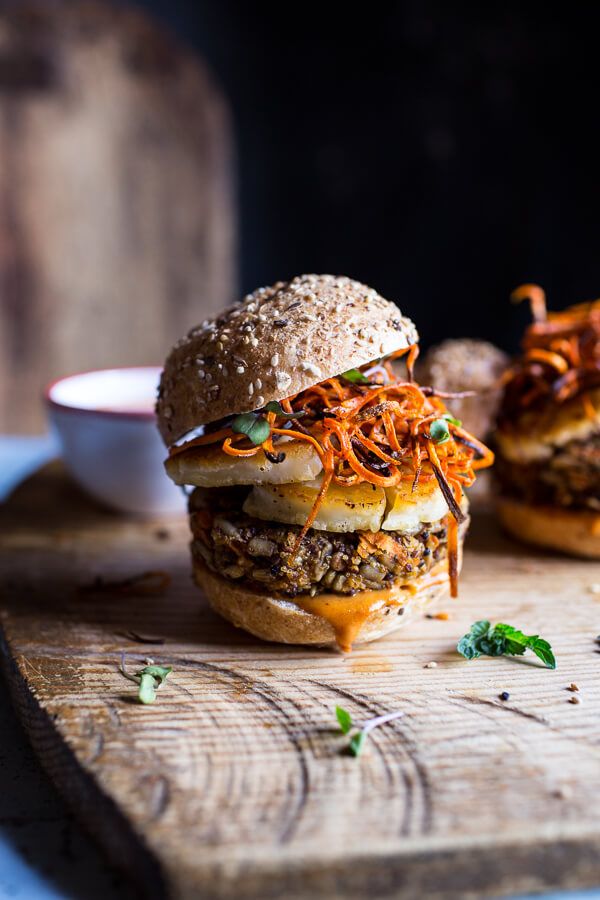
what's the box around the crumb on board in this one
[424,661,438,669]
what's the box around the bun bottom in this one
[497,497,600,559]
[193,551,460,651]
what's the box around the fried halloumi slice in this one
[243,478,387,533]
[165,440,323,487]
[382,478,451,533]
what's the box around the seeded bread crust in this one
[157,274,418,444]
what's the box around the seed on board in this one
[566,683,579,692]
[424,661,437,669]
[587,583,600,595]
[568,695,581,705]
[499,691,510,701]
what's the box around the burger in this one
[157,274,493,651]
[495,283,600,558]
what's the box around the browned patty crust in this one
[189,487,463,598]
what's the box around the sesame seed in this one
[271,353,279,367]
[568,696,581,705]
[301,362,321,377]
[276,372,292,390]
[236,366,245,374]
[256,395,265,406]
[567,683,579,692]
[248,383,254,396]
[424,661,437,669]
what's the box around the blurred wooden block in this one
[0,0,236,432]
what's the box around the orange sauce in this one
[294,569,448,652]
[350,657,393,674]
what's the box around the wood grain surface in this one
[0,0,235,433]
[1,464,600,900]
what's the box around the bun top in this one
[157,274,418,443]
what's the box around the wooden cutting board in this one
[1,464,600,900]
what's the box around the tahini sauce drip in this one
[294,569,449,652]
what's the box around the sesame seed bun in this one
[497,497,600,559]
[192,551,460,651]
[157,274,418,444]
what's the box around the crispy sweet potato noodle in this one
[169,348,494,595]
[501,285,600,422]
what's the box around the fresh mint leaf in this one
[456,619,489,659]
[457,621,555,668]
[526,636,556,669]
[429,418,451,444]
[335,705,353,734]
[231,413,270,445]
[340,368,370,384]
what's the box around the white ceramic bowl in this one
[45,367,187,516]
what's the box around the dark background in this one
[141,0,600,353]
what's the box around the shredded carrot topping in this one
[501,285,600,423]
[169,348,494,593]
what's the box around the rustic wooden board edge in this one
[0,622,167,900]
[3,614,600,900]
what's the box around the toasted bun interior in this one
[157,274,418,443]
[193,552,459,651]
[497,497,600,559]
